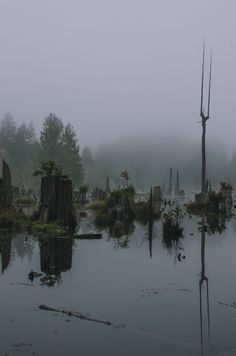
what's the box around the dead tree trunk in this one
[202,121,207,195]
[200,44,212,197]
[0,159,13,210]
[57,178,75,227]
[166,167,172,196]
[175,170,180,196]
[39,175,76,229]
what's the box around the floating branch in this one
[39,304,125,328]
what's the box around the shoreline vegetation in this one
[0,180,234,239]
[0,154,234,240]
[0,209,67,236]
[0,114,234,241]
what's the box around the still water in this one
[0,215,236,356]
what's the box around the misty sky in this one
[0,0,236,152]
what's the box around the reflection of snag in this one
[199,214,211,355]
[0,235,12,273]
[39,305,125,328]
[109,220,135,244]
[218,301,236,309]
[40,274,60,287]
[162,217,183,256]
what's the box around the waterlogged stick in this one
[39,304,125,328]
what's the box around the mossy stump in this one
[39,175,76,230]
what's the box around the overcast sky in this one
[0,0,236,152]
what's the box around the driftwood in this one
[39,304,125,328]
[74,233,102,240]
[56,233,103,240]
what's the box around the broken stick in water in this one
[39,305,125,328]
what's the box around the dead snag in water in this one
[200,43,212,197]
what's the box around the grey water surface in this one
[0,216,236,356]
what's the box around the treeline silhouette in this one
[0,113,83,189]
[82,134,233,191]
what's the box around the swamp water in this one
[0,215,236,355]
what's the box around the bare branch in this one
[200,42,205,116]
[207,50,212,118]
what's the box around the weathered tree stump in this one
[39,175,76,229]
[0,159,13,210]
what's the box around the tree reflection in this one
[0,232,12,274]
[39,237,73,286]
[205,212,227,235]
[162,215,184,260]
[199,214,211,356]
[107,221,135,249]
[13,233,35,261]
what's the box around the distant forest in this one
[0,112,236,192]
[82,136,236,192]
[0,113,83,189]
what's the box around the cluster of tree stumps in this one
[0,158,77,234]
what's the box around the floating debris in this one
[39,304,125,328]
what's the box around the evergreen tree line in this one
[0,113,84,189]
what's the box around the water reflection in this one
[148,212,153,259]
[1,205,236,355]
[162,216,184,260]
[199,214,211,356]
[39,237,73,286]
[0,233,12,274]
[206,212,226,235]
[108,221,135,249]
[14,233,35,261]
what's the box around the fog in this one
[82,133,232,190]
[0,0,236,153]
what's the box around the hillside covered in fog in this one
[82,133,232,192]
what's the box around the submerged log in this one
[74,233,102,240]
[0,159,13,210]
[39,175,76,229]
[39,304,125,328]
[56,233,102,240]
